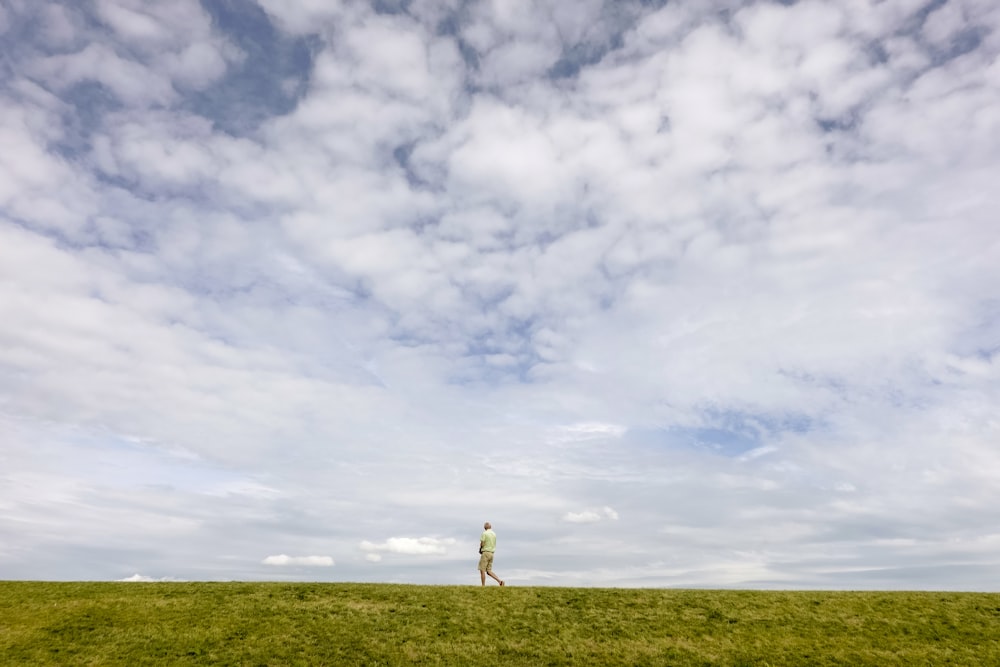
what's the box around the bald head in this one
[484,522,491,530]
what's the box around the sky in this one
[0,0,998,590]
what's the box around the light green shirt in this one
[480,529,496,553]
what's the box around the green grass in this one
[2,583,999,665]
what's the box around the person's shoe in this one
[500,580,505,586]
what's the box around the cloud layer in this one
[1,0,999,589]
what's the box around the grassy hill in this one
[2,582,999,665]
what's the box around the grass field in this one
[2,582,999,665]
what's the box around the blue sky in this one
[1,0,999,589]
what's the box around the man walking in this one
[478,521,504,587]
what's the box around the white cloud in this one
[551,423,627,442]
[344,20,435,101]
[37,4,78,46]
[922,0,968,48]
[162,41,234,90]
[24,0,239,111]
[27,43,177,107]
[262,555,335,567]
[118,574,184,582]
[255,0,352,34]
[360,537,457,556]
[562,507,619,523]
[433,98,575,208]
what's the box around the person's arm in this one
[479,535,485,553]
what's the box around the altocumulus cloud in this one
[1,0,999,590]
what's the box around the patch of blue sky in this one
[447,324,540,384]
[462,340,504,360]
[821,0,989,83]
[1,10,111,159]
[688,426,761,457]
[392,142,440,191]
[628,409,817,458]
[623,426,756,458]
[548,39,621,80]
[911,0,950,28]
[192,0,318,135]
[49,82,122,158]
[433,9,481,76]
[546,1,674,81]
[0,4,57,59]
[865,38,891,65]
[181,270,276,301]
[373,0,413,15]
[816,112,859,134]
[908,0,991,65]
[503,315,539,345]
[448,352,539,387]
[932,26,986,62]
[709,407,815,434]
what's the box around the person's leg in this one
[485,551,503,585]
[478,551,489,586]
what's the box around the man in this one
[478,521,504,587]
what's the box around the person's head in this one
[484,521,491,530]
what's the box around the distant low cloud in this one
[262,554,334,567]
[563,507,619,523]
[117,574,185,582]
[360,537,456,556]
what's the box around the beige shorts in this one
[478,551,494,572]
